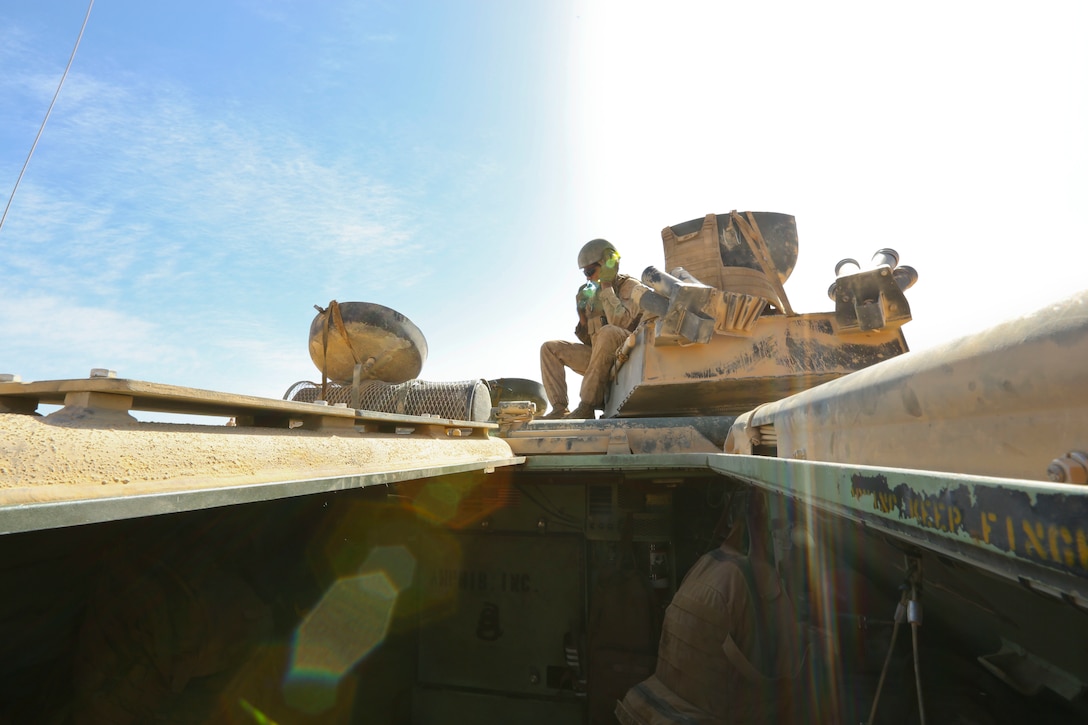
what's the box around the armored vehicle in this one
[1,211,1086,724]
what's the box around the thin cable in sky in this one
[0,0,95,237]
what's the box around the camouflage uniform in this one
[540,273,644,412]
[615,544,805,725]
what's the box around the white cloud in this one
[0,37,431,398]
[2,66,422,286]
[0,294,171,378]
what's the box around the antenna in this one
[0,0,95,236]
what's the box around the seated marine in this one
[539,238,649,419]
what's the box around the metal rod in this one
[866,591,907,725]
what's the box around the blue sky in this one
[3,1,1087,416]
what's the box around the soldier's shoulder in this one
[614,274,647,296]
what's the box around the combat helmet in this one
[577,238,618,269]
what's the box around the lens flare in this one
[412,479,469,523]
[239,698,279,724]
[286,571,398,712]
[360,545,416,591]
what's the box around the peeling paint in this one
[848,472,1088,577]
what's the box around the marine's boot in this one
[541,406,569,419]
[566,403,598,420]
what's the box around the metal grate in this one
[588,485,613,518]
[284,379,492,422]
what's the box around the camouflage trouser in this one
[540,325,629,410]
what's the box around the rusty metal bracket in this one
[1047,451,1088,484]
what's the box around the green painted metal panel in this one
[523,451,1088,604]
[417,533,584,698]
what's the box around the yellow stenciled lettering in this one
[908,497,921,520]
[1077,529,1088,571]
[1048,525,1075,567]
[933,502,944,530]
[1006,517,1016,551]
[921,500,932,526]
[981,512,996,544]
[948,506,963,532]
[1022,520,1048,560]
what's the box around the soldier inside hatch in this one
[539,239,650,420]
[615,488,812,725]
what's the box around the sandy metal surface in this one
[0,413,516,505]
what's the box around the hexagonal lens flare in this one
[285,564,401,712]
